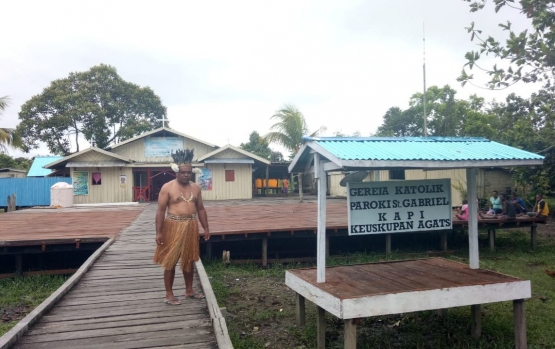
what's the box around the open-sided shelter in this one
[286,136,544,349]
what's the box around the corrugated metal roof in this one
[310,137,543,161]
[27,156,63,177]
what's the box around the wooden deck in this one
[286,258,531,348]
[204,199,545,236]
[0,205,145,246]
[9,205,219,349]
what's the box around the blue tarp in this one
[0,177,72,207]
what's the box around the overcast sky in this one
[1,0,540,158]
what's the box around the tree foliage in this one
[0,153,32,171]
[17,64,167,155]
[459,0,555,89]
[376,85,555,194]
[0,96,23,154]
[240,131,274,160]
[240,131,286,162]
[264,105,326,201]
[376,85,493,138]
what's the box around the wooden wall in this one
[70,167,133,204]
[199,163,252,200]
[0,171,26,178]
[328,170,390,198]
[112,137,216,163]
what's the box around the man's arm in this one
[196,187,210,241]
[155,185,170,245]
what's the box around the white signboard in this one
[144,137,183,157]
[347,179,452,235]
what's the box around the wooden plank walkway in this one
[0,205,145,246]
[10,204,218,349]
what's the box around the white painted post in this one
[466,168,479,269]
[315,153,327,283]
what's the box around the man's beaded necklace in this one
[178,184,194,202]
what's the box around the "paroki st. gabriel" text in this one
[350,197,449,210]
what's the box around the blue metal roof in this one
[27,156,64,177]
[306,137,543,161]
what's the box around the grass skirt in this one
[153,216,199,272]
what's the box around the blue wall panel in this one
[0,177,72,207]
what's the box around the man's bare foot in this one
[186,292,205,299]
[164,297,181,305]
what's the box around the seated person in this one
[480,193,516,220]
[456,200,469,220]
[489,190,503,214]
[529,194,549,218]
[510,193,526,216]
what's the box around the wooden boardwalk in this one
[10,204,218,349]
[0,205,145,246]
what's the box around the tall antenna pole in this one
[423,22,428,137]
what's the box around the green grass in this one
[0,275,68,336]
[205,229,555,348]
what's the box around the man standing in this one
[153,149,210,305]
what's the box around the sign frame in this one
[347,178,452,236]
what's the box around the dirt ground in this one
[1,304,30,324]
[218,272,307,349]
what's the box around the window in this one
[225,170,235,182]
[92,173,102,185]
[389,169,405,180]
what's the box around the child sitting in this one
[456,200,469,220]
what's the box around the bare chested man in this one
[153,159,210,305]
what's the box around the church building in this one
[44,127,270,203]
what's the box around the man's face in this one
[536,195,541,201]
[492,191,498,198]
[177,165,193,184]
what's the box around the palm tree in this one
[264,105,326,202]
[0,96,23,153]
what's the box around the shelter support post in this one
[344,319,357,349]
[466,168,479,269]
[513,299,527,349]
[440,231,448,251]
[262,236,268,268]
[205,241,212,259]
[530,225,537,249]
[385,234,391,257]
[314,154,327,283]
[488,229,495,252]
[295,293,306,328]
[317,306,326,349]
[15,254,23,276]
[471,304,481,338]
[265,166,269,196]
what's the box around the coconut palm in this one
[264,105,326,202]
[0,96,23,153]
